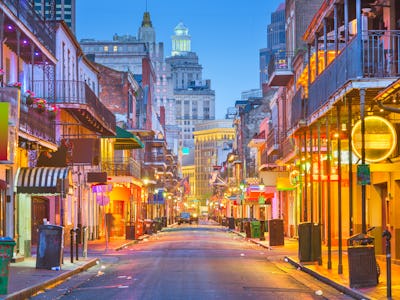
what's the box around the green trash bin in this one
[250,221,261,238]
[0,237,16,294]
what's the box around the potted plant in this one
[24,90,35,105]
[0,69,4,83]
[8,82,21,89]
[34,98,47,113]
[47,104,59,119]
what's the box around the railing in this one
[266,127,283,153]
[291,87,307,128]
[3,0,55,54]
[32,80,116,131]
[144,153,167,165]
[101,158,141,178]
[307,30,400,119]
[281,137,295,159]
[19,105,56,144]
[267,51,294,79]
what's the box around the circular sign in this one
[351,116,397,163]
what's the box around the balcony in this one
[32,80,116,136]
[266,127,283,155]
[281,137,296,162]
[268,51,294,86]
[101,158,141,178]
[143,152,167,169]
[307,30,400,120]
[290,87,307,132]
[19,105,56,145]
[2,0,56,58]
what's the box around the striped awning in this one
[16,167,71,194]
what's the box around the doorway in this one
[31,197,49,245]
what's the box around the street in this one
[32,224,353,300]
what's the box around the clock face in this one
[351,116,397,163]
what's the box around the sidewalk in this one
[3,237,143,300]
[233,229,400,300]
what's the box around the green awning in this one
[113,126,144,150]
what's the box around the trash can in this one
[268,219,284,246]
[126,223,135,240]
[0,237,15,294]
[250,221,261,238]
[298,222,321,262]
[144,219,153,235]
[36,225,64,270]
[135,220,144,239]
[228,217,235,230]
[243,220,251,238]
[347,233,379,288]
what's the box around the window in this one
[113,45,118,52]
[103,46,109,52]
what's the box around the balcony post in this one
[356,0,363,77]
[336,104,343,275]
[348,97,354,237]
[326,116,332,270]
[360,89,366,234]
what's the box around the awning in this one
[111,126,144,150]
[16,167,71,194]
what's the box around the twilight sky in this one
[76,0,284,119]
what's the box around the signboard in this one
[351,116,397,163]
[357,164,371,185]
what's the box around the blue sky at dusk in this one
[76,1,283,118]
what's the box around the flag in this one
[181,176,191,195]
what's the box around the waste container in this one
[250,221,261,238]
[144,219,153,235]
[135,220,144,239]
[228,217,235,230]
[243,220,251,238]
[126,223,135,240]
[347,232,379,288]
[36,225,64,270]
[0,237,15,294]
[268,219,284,246]
[298,222,321,262]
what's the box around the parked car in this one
[178,212,191,224]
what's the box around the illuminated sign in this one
[0,103,9,161]
[351,116,397,163]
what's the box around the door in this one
[31,197,49,245]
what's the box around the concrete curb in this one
[5,258,99,300]
[284,256,373,300]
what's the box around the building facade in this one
[166,22,215,149]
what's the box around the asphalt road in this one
[31,224,354,300]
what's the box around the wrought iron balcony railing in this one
[101,158,141,178]
[19,105,56,144]
[3,0,55,55]
[307,30,400,120]
[32,80,116,133]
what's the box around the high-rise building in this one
[194,120,235,205]
[259,3,286,86]
[166,22,215,149]
[34,0,76,33]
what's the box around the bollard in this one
[70,229,75,263]
[82,226,88,258]
[75,228,80,261]
[260,220,265,241]
[382,229,392,299]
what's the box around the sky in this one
[76,0,283,119]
